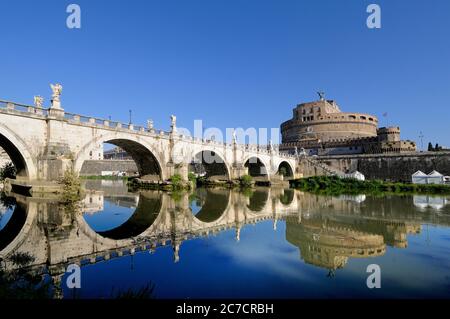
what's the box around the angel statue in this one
[50,83,63,109]
[34,95,44,108]
[50,83,63,101]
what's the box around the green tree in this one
[428,142,433,152]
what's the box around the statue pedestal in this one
[48,107,65,119]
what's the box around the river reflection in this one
[0,180,450,299]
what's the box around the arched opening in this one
[189,150,229,181]
[0,134,29,178]
[190,188,230,223]
[80,139,162,180]
[83,192,162,240]
[246,188,269,212]
[278,161,294,179]
[244,157,268,179]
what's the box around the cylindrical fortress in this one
[281,100,378,143]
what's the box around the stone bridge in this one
[0,86,299,192]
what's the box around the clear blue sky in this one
[1,0,449,148]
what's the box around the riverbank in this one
[290,175,450,195]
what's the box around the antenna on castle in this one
[317,91,325,101]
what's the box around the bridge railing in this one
[63,111,172,135]
[0,100,49,116]
[1,99,297,159]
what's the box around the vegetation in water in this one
[188,172,197,183]
[111,282,156,299]
[239,175,254,188]
[59,168,83,203]
[170,174,185,190]
[0,162,16,181]
[0,252,53,299]
[290,175,450,195]
[240,187,254,198]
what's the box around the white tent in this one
[412,170,428,184]
[344,171,365,181]
[427,170,445,185]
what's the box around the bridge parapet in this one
[1,99,296,160]
[0,99,49,117]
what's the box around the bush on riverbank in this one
[290,175,450,195]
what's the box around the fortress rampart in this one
[305,151,450,182]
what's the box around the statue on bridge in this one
[147,119,154,131]
[170,115,177,133]
[269,139,275,153]
[50,83,63,109]
[34,95,44,108]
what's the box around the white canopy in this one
[428,170,444,177]
[412,170,427,177]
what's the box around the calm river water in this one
[0,180,449,299]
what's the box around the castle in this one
[280,94,416,155]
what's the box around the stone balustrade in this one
[0,99,294,161]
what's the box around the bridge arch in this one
[277,161,294,179]
[244,156,270,181]
[189,149,231,180]
[0,124,37,179]
[74,132,166,180]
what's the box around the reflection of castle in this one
[286,217,386,270]
[280,97,416,155]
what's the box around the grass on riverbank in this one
[290,175,450,195]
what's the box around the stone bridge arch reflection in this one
[83,191,163,240]
[190,188,231,223]
[0,196,26,251]
[246,188,269,212]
